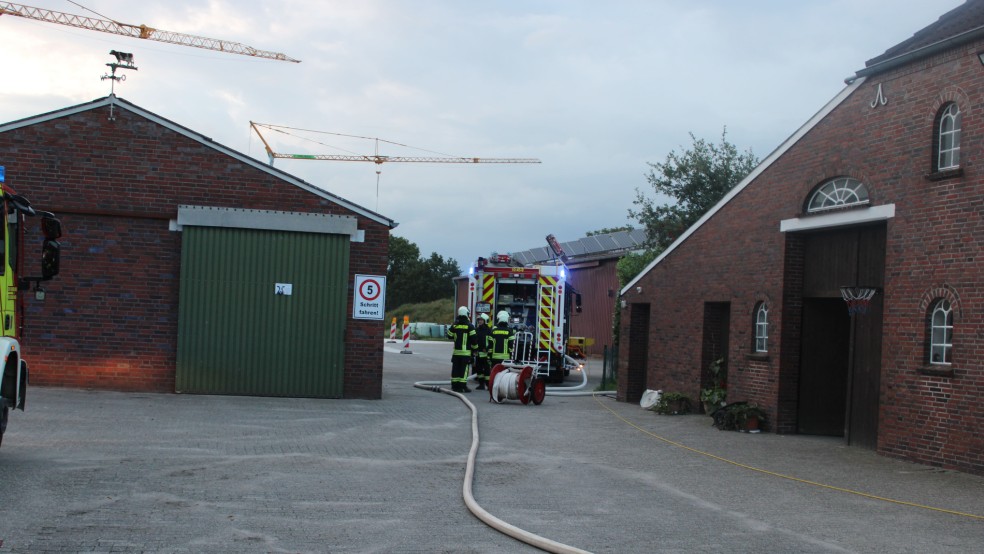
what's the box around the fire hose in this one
[413,361,613,553]
[413,380,593,554]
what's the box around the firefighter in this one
[489,310,515,371]
[446,306,477,393]
[473,313,493,390]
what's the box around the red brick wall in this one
[567,260,619,356]
[1,101,390,399]
[619,40,984,474]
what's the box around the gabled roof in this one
[0,95,398,229]
[511,228,648,265]
[620,78,865,295]
[624,2,980,295]
[854,0,984,80]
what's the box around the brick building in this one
[618,1,984,475]
[0,95,396,399]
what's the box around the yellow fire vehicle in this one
[465,252,581,383]
[0,165,62,448]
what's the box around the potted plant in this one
[733,403,766,431]
[700,385,727,414]
[700,358,727,414]
[651,391,692,415]
[713,401,767,431]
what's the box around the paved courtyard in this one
[1,341,982,553]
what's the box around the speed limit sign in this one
[353,274,386,320]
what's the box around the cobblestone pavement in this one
[1,341,983,553]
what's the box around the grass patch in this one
[594,381,617,392]
[386,297,455,324]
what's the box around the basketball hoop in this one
[840,286,878,316]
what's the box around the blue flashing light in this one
[469,266,474,276]
[560,267,566,279]
[0,166,5,183]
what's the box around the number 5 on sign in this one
[353,274,386,320]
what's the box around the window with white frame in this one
[929,299,953,365]
[806,177,870,213]
[754,302,768,353]
[937,103,961,171]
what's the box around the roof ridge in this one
[864,0,984,68]
[0,96,398,229]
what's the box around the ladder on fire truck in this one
[534,277,556,379]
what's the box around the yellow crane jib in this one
[0,2,300,63]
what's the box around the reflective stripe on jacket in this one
[490,325,514,360]
[475,323,492,358]
[446,321,477,356]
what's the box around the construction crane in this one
[250,122,541,211]
[249,122,541,166]
[0,2,300,63]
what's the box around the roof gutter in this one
[846,24,984,84]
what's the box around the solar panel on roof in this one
[610,231,631,248]
[509,228,650,263]
[596,235,617,250]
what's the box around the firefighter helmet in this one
[497,310,509,324]
[479,313,489,322]
[458,306,470,317]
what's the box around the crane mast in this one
[0,2,300,63]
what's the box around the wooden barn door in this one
[701,302,730,411]
[624,303,651,404]
[798,298,850,435]
[800,224,885,448]
[845,227,886,448]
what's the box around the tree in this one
[586,225,634,237]
[387,235,462,308]
[616,250,656,289]
[629,128,758,254]
[388,236,421,283]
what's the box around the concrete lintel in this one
[176,205,359,238]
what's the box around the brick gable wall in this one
[0,103,389,398]
[619,39,984,475]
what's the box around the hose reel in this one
[488,363,546,405]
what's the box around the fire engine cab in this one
[0,165,63,448]
[465,252,581,383]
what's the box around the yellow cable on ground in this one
[593,395,984,521]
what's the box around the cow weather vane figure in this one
[100,50,137,120]
[101,50,137,93]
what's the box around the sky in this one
[0,0,963,269]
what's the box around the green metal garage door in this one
[176,224,350,397]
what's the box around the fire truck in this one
[465,252,581,383]
[0,165,62,448]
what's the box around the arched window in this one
[754,302,768,353]
[929,299,953,365]
[937,103,961,171]
[806,177,870,213]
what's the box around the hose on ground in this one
[413,381,593,554]
[545,361,616,397]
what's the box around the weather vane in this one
[101,50,137,92]
[100,50,137,120]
